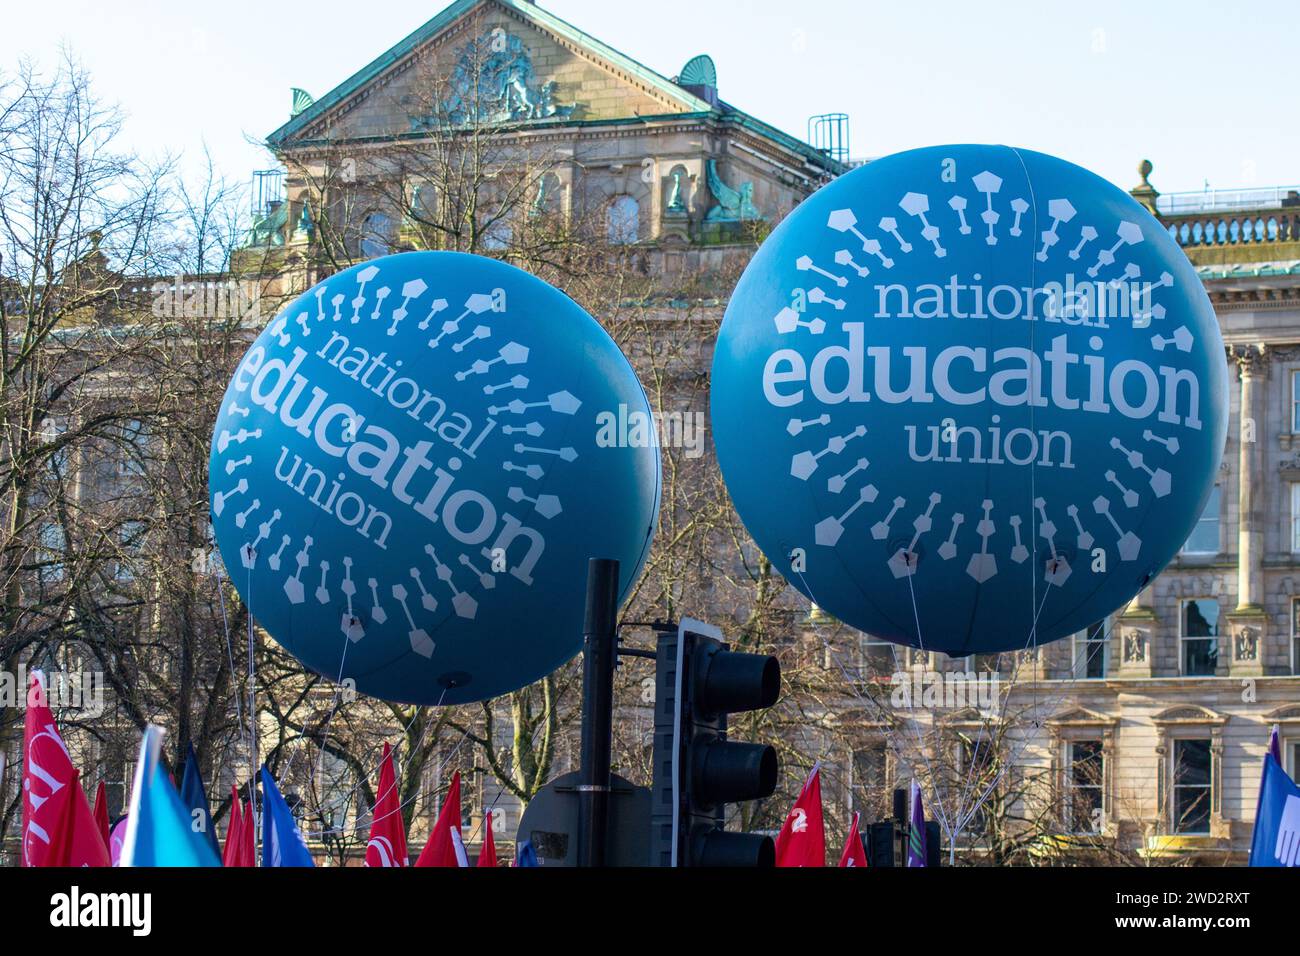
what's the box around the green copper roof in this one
[267,0,843,174]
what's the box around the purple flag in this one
[906,780,927,867]
[1269,724,1282,763]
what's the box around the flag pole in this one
[246,562,260,865]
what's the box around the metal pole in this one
[577,557,619,867]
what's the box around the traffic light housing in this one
[650,619,781,866]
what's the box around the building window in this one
[41,417,69,477]
[116,419,150,479]
[857,634,895,678]
[1292,370,1300,432]
[606,195,639,245]
[1293,599,1300,675]
[1065,740,1104,833]
[851,744,887,815]
[1071,621,1108,679]
[1289,741,1299,780]
[1182,486,1220,554]
[37,522,66,584]
[955,738,991,835]
[1292,484,1300,554]
[114,520,145,582]
[360,212,392,259]
[1180,599,1219,676]
[1172,739,1212,834]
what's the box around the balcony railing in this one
[1165,209,1300,250]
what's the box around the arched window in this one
[360,212,392,259]
[606,195,639,245]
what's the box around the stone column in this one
[1228,345,1267,676]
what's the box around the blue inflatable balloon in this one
[210,252,659,703]
[712,145,1227,654]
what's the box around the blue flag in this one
[178,742,220,858]
[260,767,315,867]
[121,726,221,867]
[516,839,539,867]
[1249,753,1300,867]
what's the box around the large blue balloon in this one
[210,252,659,703]
[712,145,1227,655]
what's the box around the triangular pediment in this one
[938,706,998,726]
[1047,705,1116,727]
[270,0,711,148]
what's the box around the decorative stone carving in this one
[1234,624,1259,662]
[1123,628,1147,664]
[665,169,686,214]
[705,159,762,222]
[1229,343,1269,379]
[413,30,577,129]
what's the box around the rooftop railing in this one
[1157,185,1300,215]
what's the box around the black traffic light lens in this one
[692,829,775,867]
[695,647,780,715]
[694,740,778,804]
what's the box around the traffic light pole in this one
[577,557,619,867]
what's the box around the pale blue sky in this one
[5,0,1296,197]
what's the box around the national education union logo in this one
[711,145,1228,655]
[210,252,660,704]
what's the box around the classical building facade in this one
[243,0,843,286]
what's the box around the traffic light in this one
[867,789,943,866]
[650,618,781,866]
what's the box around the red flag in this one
[415,771,466,867]
[92,779,110,849]
[238,797,256,867]
[43,768,111,867]
[21,671,108,866]
[365,743,409,867]
[222,786,244,867]
[477,811,498,867]
[838,811,868,867]
[774,764,825,867]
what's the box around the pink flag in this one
[238,797,256,867]
[109,817,129,866]
[222,786,244,867]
